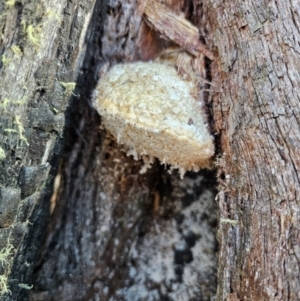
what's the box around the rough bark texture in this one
[27,0,218,301]
[2,0,298,300]
[203,0,300,300]
[0,0,98,299]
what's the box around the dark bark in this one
[29,0,218,300]
[0,0,99,299]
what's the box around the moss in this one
[44,10,61,22]
[0,147,6,161]
[26,24,42,47]
[220,218,238,225]
[59,81,77,96]
[4,129,18,134]
[0,275,11,296]
[0,98,10,111]
[0,96,27,112]
[5,0,16,8]
[0,244,14,267]
[15,115,29,146]
[18,283,33,290]
[1,55,11,66]
[13,95,27,106]
[10,45,22,57]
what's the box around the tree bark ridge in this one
[0,0,98,299]
[203,0,300,300]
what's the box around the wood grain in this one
[203,0,300,299]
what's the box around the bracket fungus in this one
[93,61,214,177]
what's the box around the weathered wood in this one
[29,0,218,301]
[0,0,98,299]
[202,0,300,300]
[4,0,297,300]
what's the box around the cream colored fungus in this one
[93,61,214,176]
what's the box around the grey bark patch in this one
[0,188,21,228]
[30,101,65,133]
[18,165,50,198]
[16,192,40,223]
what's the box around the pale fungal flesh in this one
[93,61,214,177]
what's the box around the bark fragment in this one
[143,0,215,60]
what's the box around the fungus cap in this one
[93,61,214,175]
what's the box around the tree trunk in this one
[29,0,219,300]
[204,0,300,300]
[0,0,298,301]
[0,0,99,299]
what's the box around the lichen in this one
[4,129,18,134]
[0,147,6,160]
[0,244,14,267]
[13,95,27,106]
[220,218,238,225]
[44,10,61,22]
[5,0,15,8]
[10,45,22,57]
[1,55,11,66]
[0,275,11,296]
[15,115,29,145]
[59,81,76,96]
[26,25,42,47]
[18,283,33,290]
[0,98,10,111]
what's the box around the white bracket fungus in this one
[93,61,214,177]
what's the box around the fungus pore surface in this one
[93,61,214,176]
